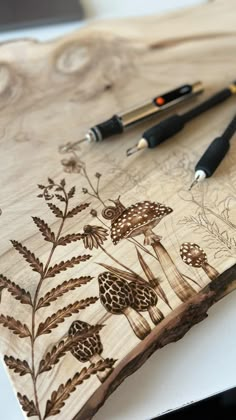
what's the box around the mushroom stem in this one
[151,241,196,302]
[202,262,219,281]
[123,307,151,340]
[89,353,113,383]
[148,306,164,325]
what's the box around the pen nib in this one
[126,145,139,157]
[58,137,87,153]
[189,175,200,191]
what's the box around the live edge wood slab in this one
[0,1,236,419]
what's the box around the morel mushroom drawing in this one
[180,242,219,281]
[98,271,151,340]
[129,281,164,325]
[102,197,195,302]
[69,320,113,383]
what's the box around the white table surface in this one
[1,1,236,420]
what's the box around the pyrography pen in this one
[189,114,236,190]
[126,81,236,156]
[59,82,203,152]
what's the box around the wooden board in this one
[0,0,236,419]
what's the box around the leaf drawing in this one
[68,186,76,199]
[135,248,170,307]
[45,255,91,278]
[11,241,44,275]
[0,178,116,419]
[4,355,32,376]
[55,194,66,202]
[136,248,159,287]
[17,394,39,417]
[32,217,55,243]
[57,233,85,246]
[67,203,90,218]
[0,275,32,305]
[0,315,31,338]
[36,297,98,336]
[47,202,63,218]
[48,177,54,185]
[36,277,93,310]
[44,360,115,418]
[98,262,146,284]
[38,325,104,374]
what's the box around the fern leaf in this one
[0,315,31,338]
[0,275,32,305]
[55,194,66,202]
[36,297,98,336]
[57,233,85,246]
[47,203,63,218]
[17,393,38,417]
[36,277,93,309]
[45,255,91,278]
[11,241,43,275]
[32,217,55,243]
[44,360,115,418]
[67,203,90,218]
[4,355,31,376]
[68,186,76,199]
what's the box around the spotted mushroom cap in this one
[180,242,207,268]
[98,271,134,314]
[110,201,173,244]
[69,320,102,363]
[129,281,157,311]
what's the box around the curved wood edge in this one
[74,264,236,420]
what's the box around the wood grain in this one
[0,1,236,419]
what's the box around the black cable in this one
[181,88,232,124]
[221,114,236,141]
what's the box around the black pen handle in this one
[181,88,233,123]
[195,114,236,177]
[196,136,230,177]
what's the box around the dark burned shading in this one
[98,272,134,314]
[129,281,164,325]
[110,201,173,244]
[69,320,103,363]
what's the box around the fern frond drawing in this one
[0,178,115,419]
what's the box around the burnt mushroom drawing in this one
[129,281,164,325]
[69,320,114,383]
[180,242,219,281]
[98,271,151,340]
[102,197,195,302]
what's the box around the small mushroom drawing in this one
[98,271,151,340]
[102,197,195,302]
[69,320,113,383]
[129,281,164,325]
[180,242,219,281]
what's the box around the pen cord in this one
[181,88,232,124]
[221,114,236,141]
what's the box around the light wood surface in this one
[0,1,236,419]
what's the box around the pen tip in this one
[126,145,139,157]
[188,174,201,191]
[58,137,87,153]
[188,180,196,191]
